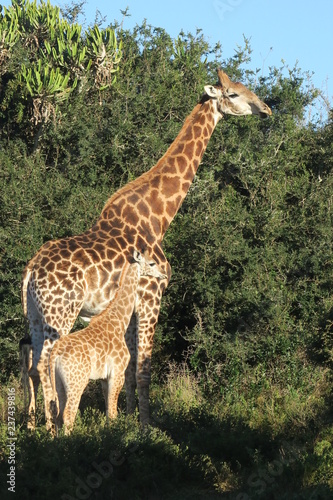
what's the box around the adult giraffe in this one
[21,70,271,428]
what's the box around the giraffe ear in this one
[204,85,222,98]
[133,250,142,263]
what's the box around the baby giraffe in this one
[49,249,166,434]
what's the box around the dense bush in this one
[1,1,332,497]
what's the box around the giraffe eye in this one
[229,93,238,98]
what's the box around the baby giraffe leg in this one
[107,344,131,420]
[51,376,67,435]
[62,391,83,435]
[106,371,126,420]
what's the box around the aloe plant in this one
[0,3,20,69]
[19,60,75,100]
[86,25,122,89]
[0,0,122,126]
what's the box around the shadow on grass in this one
[150,403,333,500]
[0,410,222,500]
[1,400,332,500]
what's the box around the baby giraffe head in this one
[132,249,167,279]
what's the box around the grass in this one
[0,362,333,500]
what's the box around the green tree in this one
[0,0,121,149]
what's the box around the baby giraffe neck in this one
[103,263,139,329]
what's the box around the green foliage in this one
[304,428,333,489]
[0,2,333,496]
[1,374,332,499]
[0,0,121,146]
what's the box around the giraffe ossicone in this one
[20,69,271,429]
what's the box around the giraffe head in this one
[204,69,272,119]
[132,249,168,280]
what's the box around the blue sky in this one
[78,0,332,110]
[2,0,332,116]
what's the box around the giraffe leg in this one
[136,329,154,426]
[135,276,166,426]
[25,296,44,430]
[51,374,66,435]
[23,337,39,429]
[56,362,88,435]
[27,366,40,430]
[106,371,125,421]
[107,344,130,421]
[37,329,59,431]
[125,314,138,415]
[62,391,83,435]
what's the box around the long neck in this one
[101,262,139,330]
[99,98,220,241]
